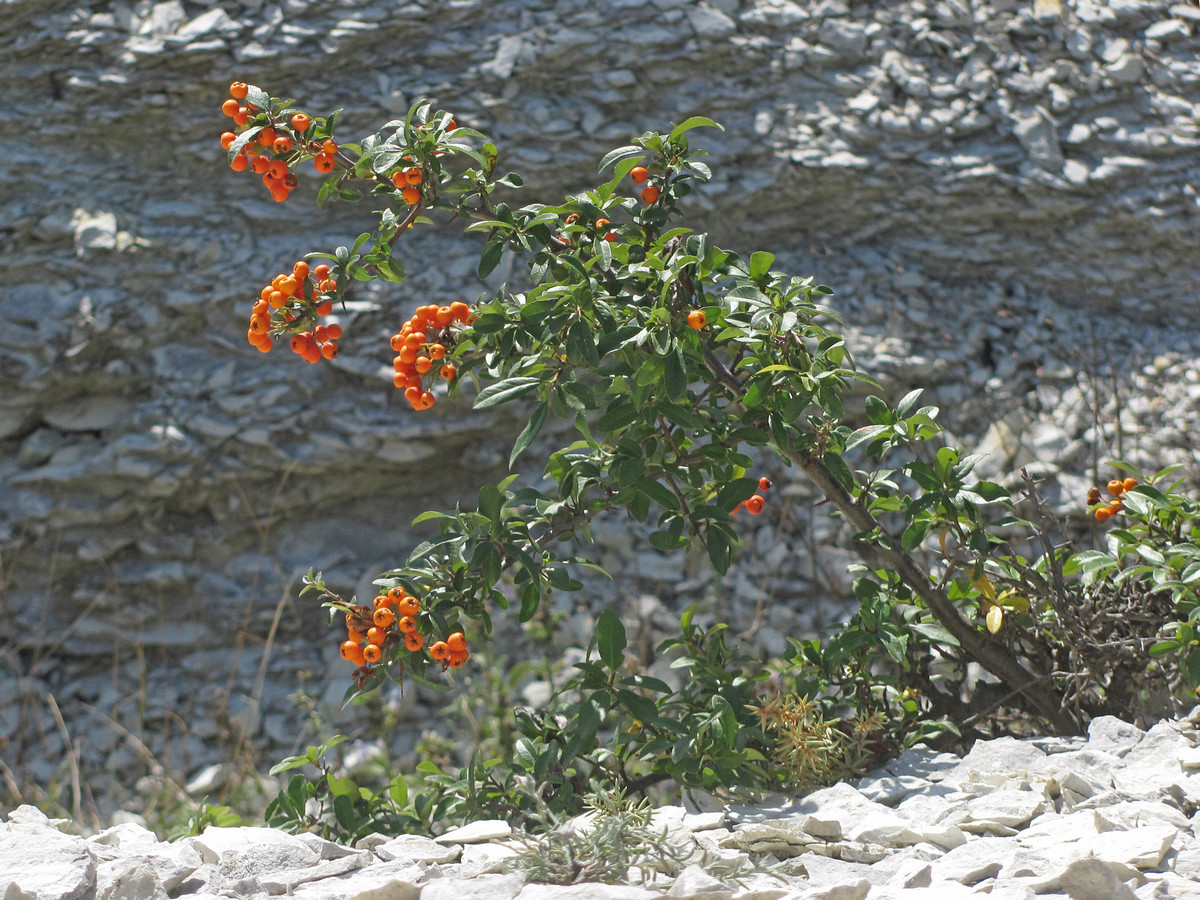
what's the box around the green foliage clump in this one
[218,81,1199,841]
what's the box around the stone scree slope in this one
[6,715,1200,900]
[4,0,1200,818]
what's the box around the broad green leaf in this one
[668,116,724,142]
[597,609,627,670]
[474,376,540,409]
[510,402,548,468]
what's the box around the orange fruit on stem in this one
[744,495,766,515]
[686,310,706,330]
[363,643,382,663]
[640,184,660,204]
[1106,480,1124,497]
[630,166,649,184]
[229,81,249,99]
[340,641,366,665]
[290,113,311,132]
[430,640,450,661]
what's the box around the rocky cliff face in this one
[2,0,1199,823]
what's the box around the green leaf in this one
[597,144,642,173]
[597,401,639,434]
[668,116,724,142]
[636,477,680,511]
[388,774,408,806]
[478,483,503,523]
[901,518,930,551]
[474,376,540,409]
[597,609,627,670]
[479,240,504,279]
[510,402,548,468]
[749,251,775,281]
[909,621,960,647]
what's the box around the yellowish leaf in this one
[986,604,1003,634]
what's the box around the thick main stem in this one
[781,446,1078,733]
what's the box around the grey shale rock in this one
[5,0,1200,830]
[6,714,1200,897]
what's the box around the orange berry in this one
[595,218,610,230]
[268,158,288,180]
[273,136,292,154]
[399,346,418,365]
[391,171,407,189]
[744,494,765,515]
[448,648,469,668]
[252,155,271,174]
[397,615,417,634]
[367,626,388,646]
[221,98,240,117]
[292,259,310,280]
[403,386,421,404]
[1095,506,1113,522]
[1106,480,1124,497]
[640,184,660,204]
[340,641,366,665]
[315,300,333,316]
[373,607,395,628]
[321,340,338,360]
[449,302,471,321]
[630,166,649,184]
[687,310,707,330]
[220,131,237,149]
[404,632,425,652]
[229,81,249,99]
[363,643,383,664]
[429,640,451,661]
[401,186,421,205]
[373,594,392,609]
[347,628,366,643]
[257,126,277,147]
[314,153,335,174]
[1109,499,1123,512]
[564,213,580,225]
[232,108,251,127]
[758,477,772,492]
[415,356,432,374]
[428,343,446,360]
[326,323,343,340]
[416,391,435,410]
[446,632,467,653]
[397,595,419,617]
[268,290,286,309]
[322,139,339,155]
[270,186,289,203]
[1122,477,1138,492]
[440,364,456,381]
[290,113,311,132]
[313,264,330,279]
[229,153,249,172]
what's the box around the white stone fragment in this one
[435,820,512,844]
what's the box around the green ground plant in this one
[220,81,1199,841]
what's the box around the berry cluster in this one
[734,476,773,515]
[629,165,660,205]
[390,163,425,206]
[390,302,471,410]
[220,81,339,203]
[245,259,339,360]
[339,586,470,675]
[1089,477,1138,522]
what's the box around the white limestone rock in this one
[435,820,513,844]
[374,834,462,864]
[0,821,97,900]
